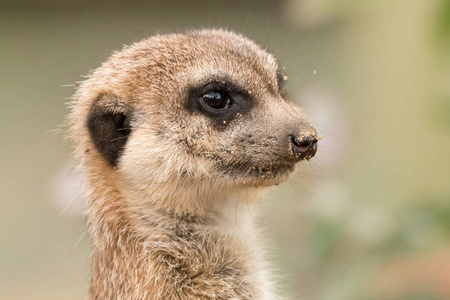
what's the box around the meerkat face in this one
[79,30,317,198]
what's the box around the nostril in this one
[298,142,310,152]
[290,135,310,153]
[290,134,318,160]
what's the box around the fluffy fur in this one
[68,29,317,299]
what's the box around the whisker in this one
[110,136,129,142]
[241,12,252,32]
[275,28,296,54]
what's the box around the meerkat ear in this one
[87,93,132,167]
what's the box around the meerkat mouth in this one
[217,160,296,183]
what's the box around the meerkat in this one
[67,29,318,300]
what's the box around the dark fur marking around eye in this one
[186,80,254,128]
[87,95,131,167]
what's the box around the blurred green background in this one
[1,0,450,299]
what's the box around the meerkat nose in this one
[290,134,318,161]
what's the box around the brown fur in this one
[68,29,317,299]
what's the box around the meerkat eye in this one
[201,89,231,110]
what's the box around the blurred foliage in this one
[437,0,450,41]
[436,0,450,130]
[294,194,450,300]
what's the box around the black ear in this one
[87,94,131,167]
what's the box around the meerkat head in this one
[70,29,318,214]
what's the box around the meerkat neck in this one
[86,173,273,299]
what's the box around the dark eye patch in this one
[87,94,131,167]
[186,80,254,128]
